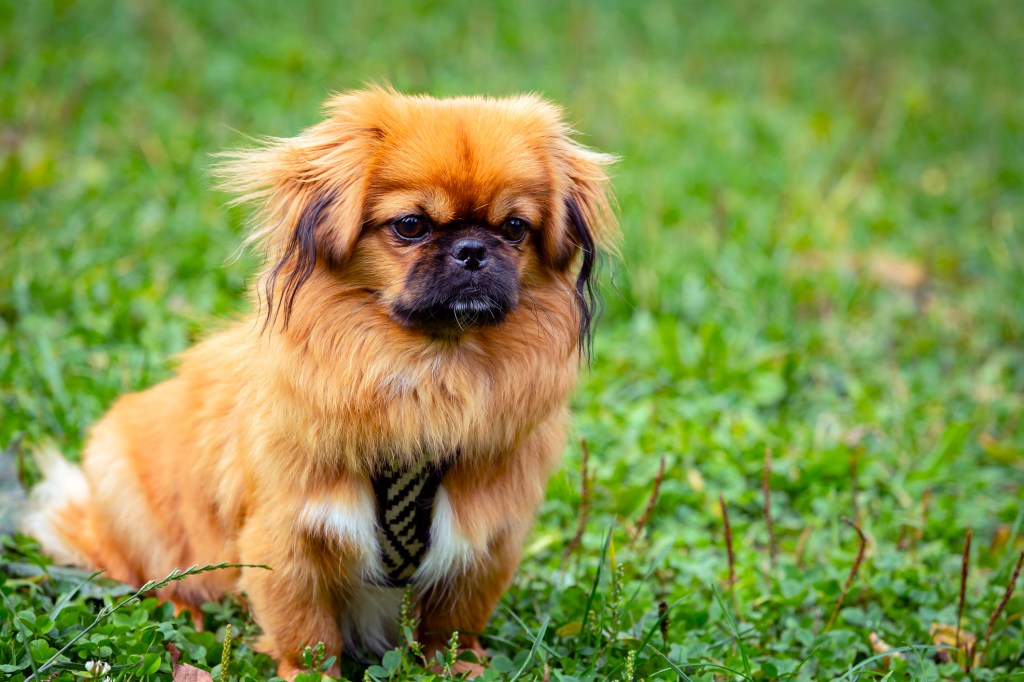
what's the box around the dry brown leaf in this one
[869,631,907,665]
[864,252,926,290]
[990,525,1010,554]
[168,642,214,682]
[172,664,214,682]
[555,621,583,637]
[930,623,978,666]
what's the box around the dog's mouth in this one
[391,288,514,332]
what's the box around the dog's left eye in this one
[392,215,432,241]
[502,217,529,243]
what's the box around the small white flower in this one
[85,660,111,676]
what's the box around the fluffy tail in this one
[23,446,101,569]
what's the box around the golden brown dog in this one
[26,87,616,678]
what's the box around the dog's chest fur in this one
[299,475,478,656]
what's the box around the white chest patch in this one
[298,485,386,583]
[300,484,484,657]
[411,487,478,586]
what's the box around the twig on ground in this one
[630,456,665,540]
[956,529,971,662]
[561,438,592,565]
[719,494,736,588]
[981,550,1024,665]
[762,447,776,571]
[825,517,867,631]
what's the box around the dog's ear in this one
[543,133,617,360]
[215,90,385,329]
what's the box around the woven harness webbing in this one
[369,459,451,586]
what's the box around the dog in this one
[26,86,616,678]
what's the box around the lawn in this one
[2,1,1023,680]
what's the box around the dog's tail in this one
[22,446,101,569]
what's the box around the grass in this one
[2,0,1023,680]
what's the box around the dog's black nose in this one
[451,239,488,270]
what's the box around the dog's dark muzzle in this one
[391,229,520,333]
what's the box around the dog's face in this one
[351,107,559,333]
[218,88,615,353]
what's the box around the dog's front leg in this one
[238,516,346,680]
[417,523,530,677]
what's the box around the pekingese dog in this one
[26,87,616,678]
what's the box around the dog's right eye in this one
[392,215,432,241]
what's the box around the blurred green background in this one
[2,1,1023,680]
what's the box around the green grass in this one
[2,1,1023,680]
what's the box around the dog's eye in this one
[502,217,529,243]
[392,215,431,241]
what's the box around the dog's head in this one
[217,87,616,356]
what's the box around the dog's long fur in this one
[25,87,616,678]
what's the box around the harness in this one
[369,459,452,586]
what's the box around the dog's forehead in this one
[367,102,556,222]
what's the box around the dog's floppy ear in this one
[215,91,384,329]
[544,134,617,361]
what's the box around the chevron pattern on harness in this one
[369,459,451,586]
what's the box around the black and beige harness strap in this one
[369,459,452,586]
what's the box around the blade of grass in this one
[623,544,672,611]
[642,644,694,682]
[711,584,752,680]
[575,523,612,661]
[645,644,760,682]
[508,616,549,682]
[26,562,266,682]
[837,645,946,681]
[48,569,106,622]
[637,595,692,654]
[0,587,40,681]
[780,645,822,680]
[707,626,757,651]
[499,605,559,657]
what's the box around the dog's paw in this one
[275,661,342,681]
[427,645,488,678]
[450,656,487,678]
